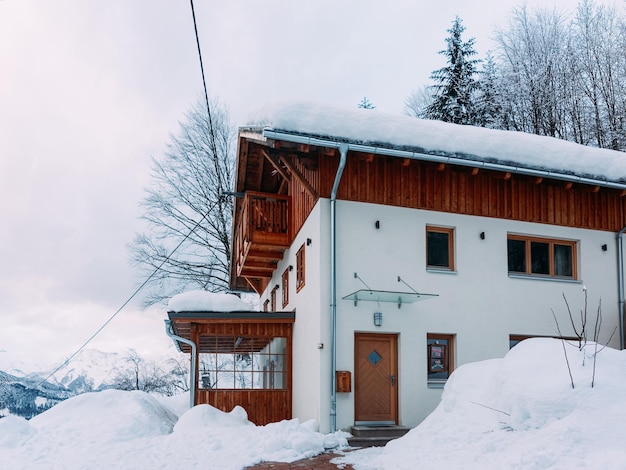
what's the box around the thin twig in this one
[470,401,511,416]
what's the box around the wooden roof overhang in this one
[229,128,333,293]
[167,310,296,354]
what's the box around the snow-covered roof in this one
[167,291,255,313]
[247,101,626,187]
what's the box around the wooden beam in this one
[279,154,319,199]
[503,172,511,180]
[365,154,374,163]
[437,163,446,171]
[592,185,600,193]
[261,149,290,182]
[535,177,543,185]
[297,144,310,153]
[620,189,626,197]
[564,182,573,190]
[470,167,479,176]
[402,158,411,167]
[318,147,337,157]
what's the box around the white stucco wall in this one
[332,199,621,431]
[261,198,622,433]
[261,201,331,431]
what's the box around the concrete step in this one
[348,425,411,448]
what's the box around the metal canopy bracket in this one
[343,274,438,309]
[342,289,437,308]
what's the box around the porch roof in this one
[166,310,295,353]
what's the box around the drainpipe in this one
[165,319,197,409]
[618,227,626,350]
[330,144,348,433]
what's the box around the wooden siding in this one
[196,390,290,426]
[184,319,293,426]
[307,151,626,233]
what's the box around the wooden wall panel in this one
[270,145,626,238]
[196,390,291,426]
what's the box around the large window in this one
[507,234,577,279]
[198,336,287,390]
[427,333,455,387]
[426,226,455,271]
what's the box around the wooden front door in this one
[354,333,398,424]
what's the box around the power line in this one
[188,0,225,193]
[38,2,224,388]
[36,213,209,388]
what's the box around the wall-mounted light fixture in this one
[373,312,383,327]
[480,231,486,240]
[307,238,312,246]
[289,265,293,271]
[375,220,380,229]
[602,244,608,252]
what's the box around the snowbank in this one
[0,388,349,470]
[339,337,626,470]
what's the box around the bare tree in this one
[404,85,431,118]
[130,97,236,305]
[572,0,626,150]
[495,6,572,138]
[111,349,190,396]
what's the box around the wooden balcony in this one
[235,192,291,293]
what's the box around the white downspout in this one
[618,227,626,349]
[165,319,197,409]
[330,144,348,433]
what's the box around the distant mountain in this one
[0,349,188,419]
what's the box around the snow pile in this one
[168,290,255,313]
[248,101,626,184]
[0,389,349,470]
[3,339,625,469]
[339,338,626,470]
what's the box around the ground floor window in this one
[427,333,455,387]
[509,334,578,349]
[198,336,287,389]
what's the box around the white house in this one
[168,102,626,436]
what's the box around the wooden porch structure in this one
[167,310,295,425]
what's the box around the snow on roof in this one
[247,101,626,185]
[167,290,254,313]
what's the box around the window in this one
[270,285,278,311]
[509,334,578,349]
[507,234,577,279]
[426,226,455,270]
[427,333,454,387]
[198,336,287,390]
[281,268,289,308]
[296,244,305,292]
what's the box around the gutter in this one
[618,228,626,349]
[262,129,626,191]
[165,320,197,409]
[329,144,348,433]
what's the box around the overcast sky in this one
[0,0,586,366]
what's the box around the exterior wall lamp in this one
[373,311,383,327]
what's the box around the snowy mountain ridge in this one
[0,348,187,419]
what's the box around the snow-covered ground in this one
[1,338,625,469]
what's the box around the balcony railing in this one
[235,192,291,280]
